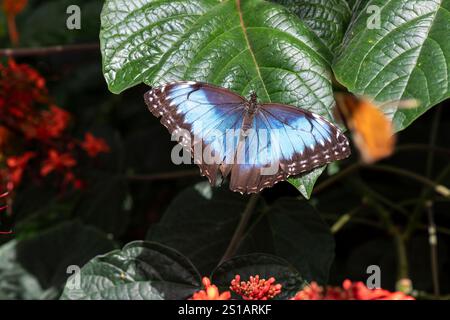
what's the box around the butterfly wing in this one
[335,93,395,164]
[229,103,351,193]
[145,81,246,184]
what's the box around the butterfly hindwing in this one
[228,104,351,193]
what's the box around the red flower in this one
[63,172,85,190]
[230,275,282,300]
[33,105,70,140]
[40,150,76,177]
[81,133,110,157]
[6,152,35,186]
[191,277,231,300]
[291,280,415,300]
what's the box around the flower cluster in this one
[291,280,415,300]
[191,275,282,301]
[0,60,109,191]
[191,277,231,300]
[230,275,282,300]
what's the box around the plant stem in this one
[404,164,450,239]
[6,14,19,47]
[368,199,411,289]
[395,144,450,158]
[368,164,450,197]
[0,43,100,57]
[220,194,259,264]
[351,179,409,216]
[426,105,442,178]
[424,106,441,297]
[331,206,362,234]
[394,232,411,293]
[426,201,440,296]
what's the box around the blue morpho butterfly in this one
[145,81,351,194]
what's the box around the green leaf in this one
[147,183,335,283]
[0,241,44,300]
[100,0,338,194]
[146,183,248,275]
[334,0,450,131]
[60,241,201,300]
[211,253,306,299]
[273,0,352,51]
[264,198,335,284]
[0,221,115,299]
[288,165,326,199]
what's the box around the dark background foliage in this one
[0,0,449,299]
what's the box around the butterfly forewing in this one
[145,82,246,184]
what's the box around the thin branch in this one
[426,201,440,296]
[220,194,260,265]
[351,179,410,216]
[395,144,450,158]
[330,206,362,234]
[404,164,450,239]
[0,43,100,57]
[368,164,450,198]
[425,106,441,297]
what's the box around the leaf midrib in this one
[236,0,271,101]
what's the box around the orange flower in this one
[2,0,27,16]
[81,133,110,157]
[291,280,415,300]
[191,277,231,300]
[230,275,282,300]
[40,150,76,177]
[6,151,35,186]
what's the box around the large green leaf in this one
[264,198,335,283]
[0,221,115,299]
[147,183,335,283]
[273,0,352,52]
[211,253,306,299]
[60,241,201,300]
[334,0,450,131]
[0,241,44,300]
[146,183,248,275]
[100,0,339,195]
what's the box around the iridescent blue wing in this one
[229,103,351,193]
[144,81,245,185]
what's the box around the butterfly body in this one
[145,81,351,193]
